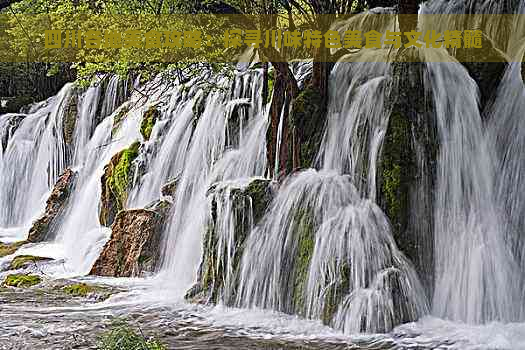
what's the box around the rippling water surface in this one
[1,277,525,350]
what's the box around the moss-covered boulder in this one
[3,274,41,288]
[90,201,170,277]
[99,142,140,227]
[0,241,25,257]
[111,104,131,137]
[186,178,274,304]
[8,255,53,270]
[377,49,438,298]
[289,85,326,170]
[27,168,77,242]
[62,283,93,297]
[140,106,160,141]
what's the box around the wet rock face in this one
[27,169,77,243]
[99,142,140,227]
[290,85,326,170]
[186,178,274,304]
[63,90,78,145]
[90,202,170,277]
[457,34,508,114]
[161,177,179,198]
[378,52,438,299]
[140,106,160,141]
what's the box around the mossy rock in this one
[188,179,274,305]
[9,255,53,270]
[289,85,326,170]
[111,105,131,137]
[99,142,140,226]
[63,90,78,145]
[62,283,94,297]
[140,106,160,141]
[291,207,315,314]
[0,241,25,258]
[3,274,41,288]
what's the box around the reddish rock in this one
[89,204,168,277]
[27,169,76,242]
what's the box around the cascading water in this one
[424,50,521,323]
[154,69,268,295]
[1,1,525,347]
[0,74,132,274]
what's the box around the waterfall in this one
[236,170,428,333]
[154,69,268,295]
[0,85,72,229]
[1,1,525,343]
[423,51,521,323]
[0,75,132,274]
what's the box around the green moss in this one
[62,283,93,297]
[97,320,166,350]
[111,105,130,137]
[266,69,274,104]
[108,142,140,211]
[140,106,160,141]
[289,86,326,170]
[0,241,25,257]
[292,208,315,314]
[9,255,52,270]
[380,111,413,230]
[383,164,402,219]
[243,179,272,223]
[3,274,41,288]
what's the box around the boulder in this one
[186,178,274,304]
[8,255,53,270]
[99,142,140,227]
[90,200,170,277]
[27,168,77,242]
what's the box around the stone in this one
[8,255,53,270]
[377,49,438,299]
[99,142,140,227]
[289,85,326,170]
[0,241,25,257]
[161,177,179,198]
[186,178,274,304]
[63,90,78,145]
[27,168,77,242]
[2,274,41,288]
[140,106,160,141]
[90,201,170,277]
